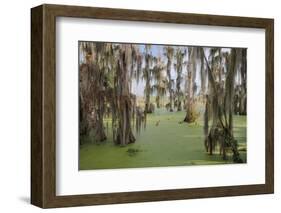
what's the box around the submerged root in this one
[206,126,243,163]
[183,108,198,123]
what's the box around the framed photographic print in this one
[31,4,274,208]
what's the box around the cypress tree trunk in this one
[167,60,173,112]
[204,95,210,152]
[200,48,206,96]
[240,49,247,115]
[144,45,152,114]
[79,58,107,143]
[156,95,160,108]
[114,45,136,145]
[184,47,196,123]
[165,47,174,112]
[94,92,107,142]
[203,48,242,163]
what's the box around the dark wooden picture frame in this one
[31,4,274,208]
